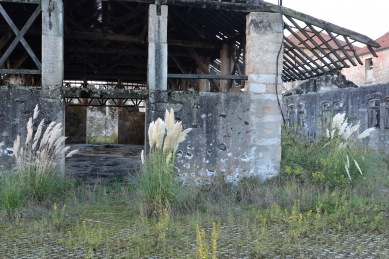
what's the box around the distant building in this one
[342,32,389,86]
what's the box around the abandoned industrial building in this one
[0,0,382,183]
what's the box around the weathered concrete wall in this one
[342,49,389,87]
[147,91,256,183]
[65,105,87,143]
[0,86,42,168]
[118,107,145,145]
[283,83,389,151]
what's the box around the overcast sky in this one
[266,0,388,41]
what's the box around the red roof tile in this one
[357,31,389,55]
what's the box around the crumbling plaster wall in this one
[283,83,389,151]
[342,49,389,87]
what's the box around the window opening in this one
[322,102,331,128]
[333,102,343,115]
[385,99,389,129]
[368,99,380,128]
[288,105,296,127]
[365,58,373,70]
[297,104,305,127]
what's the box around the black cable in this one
[275,0,287,127]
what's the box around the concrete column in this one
[198,56,210,92]
[146,4,168,150]
[41,0,65,171]
[245,12,283,180]
[220,43,234,92]
[147,4,168,91]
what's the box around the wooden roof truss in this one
[0,0,380,87]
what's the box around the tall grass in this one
[282,112,378,187]
[0,105,77,214]
[136,109,191,212]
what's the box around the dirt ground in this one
[65,144,143,184]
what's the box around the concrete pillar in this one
[146,4,168,150]
[41,0,65,171]
[220,43,234,92]
[147,4,168,91]
[198,57,210,92]
[245,12,283,180]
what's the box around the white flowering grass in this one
[136,109,192,212]
[0,105,77,213]
[321,113,374,183]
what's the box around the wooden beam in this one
[187,48,221,92]
[306,23,352,67]
[168,73,247,80]
[64,73,146,81]
[170,56,197,88]
[65,46,192,57]
[283,36,325,74]
[0,69,40,74]
[112,0,379,48]
[67,31,218,48]
[343,36,363,65]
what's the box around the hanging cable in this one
[275,0,286,127]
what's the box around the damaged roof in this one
[0,0,380,85]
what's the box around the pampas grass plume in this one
[354,159,363,175]
[25,117,33,145]
[357,127,375,139]
[33,104,39,120]
[148,121,155,148]
[165,108,175,134]
[65,149,79,158]
[153,118,166,149]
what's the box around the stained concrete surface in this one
[65,144,143,184]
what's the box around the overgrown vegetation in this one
[0,105,77,214]
[1,112,389,258]
[136,108,191,213]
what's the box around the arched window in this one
[333,102,343,115]
[368,99,380,128]
[288,105,296,127]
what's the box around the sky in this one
[266,0,388,41]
